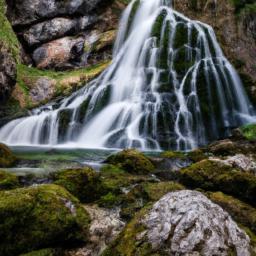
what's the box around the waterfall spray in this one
[0,0,255,151]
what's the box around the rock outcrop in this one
[5,0,119,70]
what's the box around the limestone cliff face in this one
[172,0,256,103]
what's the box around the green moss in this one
[179,160,256,206]
[0,184,90,256]
[240,123,256,140]
[0,0,20,62]
[105,149,155,175]
[160,151,186,160]
[20,248,56,256]
[53,167,104,203]
[0,170,19,190]
[187,149,208,162]
[0,143,16,168]
[98,192,121,208]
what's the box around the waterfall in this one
[0,0,255,151]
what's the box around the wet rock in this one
[22,16,98,47]
[143,190,251,256]
[208,139,236,155]
[0,44,16,102]
[0,184,90,256]
[65,205,125,256]
[29,77,56,103]
[7,0,105,26]
[32,36,86,70]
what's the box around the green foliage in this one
[0,184,90,256]
[0,143,16,168]
[105,149,155,175]
[187,149,208,163]
[98,192,121,208]
[179,160,256,206]
[240,123,256,140]
[0,170,19,190]
[53,167,104,203]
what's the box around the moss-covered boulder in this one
[0,184,90,256]
[53,167,104,203]
[179,160,256,206]
[103,190,251,256]
[0,143,16,167]
[105,149,155,175]
[0,170,19,190]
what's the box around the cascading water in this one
[0,0,255,151]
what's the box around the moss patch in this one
[240,123,256,140]
[105,149,155,175]
[0,0,20,61]
[179,160,256,206]
[0,170,19,190]
[0,184,90,256]
[0,143,16,168]
[53,167,104,203]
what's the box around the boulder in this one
[105,149,155,175]
[29,77,57,103]
[53,167,104,203]
[143,191,251,255]
[104,190,251,255]
[32,36,86,70]
[0,143,16,168]
[22,16,98,47]
[0,184,90,256]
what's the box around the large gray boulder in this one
[143,190,251,256]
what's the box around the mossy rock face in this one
[0,170,19,190]
[179,160,256,206]
[240,123,256,141]
[0,184,90,256]
[0,143,16,168]
[105,149,155,175]
[53,167,104,203]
